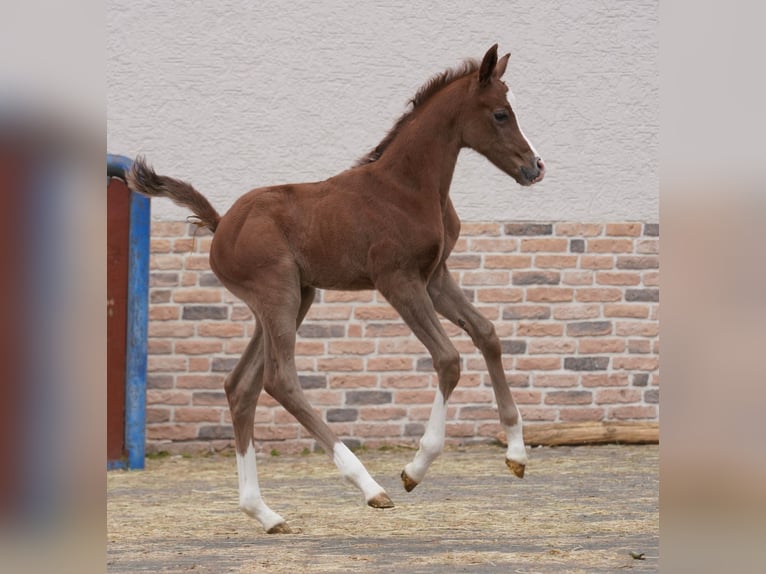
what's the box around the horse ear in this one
[479,44,499,86]
[495,52,510,79]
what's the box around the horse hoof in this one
[401,469,419,492]
[367,492,395,509]
[266,522,293,534]
[505,458,526,479]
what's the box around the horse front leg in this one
[428,265,528,478]
[375,273,462,491]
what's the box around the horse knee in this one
[475,320,501,359]
[435,350,461,390]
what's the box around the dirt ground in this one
[107,443,658,573]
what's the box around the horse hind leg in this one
[258,283,394,510]
[224,323,291,534]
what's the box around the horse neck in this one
[376,84,466,209]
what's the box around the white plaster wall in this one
[108,0,657,222]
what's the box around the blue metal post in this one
[108,154,149,470]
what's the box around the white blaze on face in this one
[508,87,541,162]
[332,441,387,502]
[404,388,447,483]
[236,441,286,531]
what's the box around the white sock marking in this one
[332,442,387,501]
[504,410,528,466]
[236,441,286,531]
[404,389,447,483]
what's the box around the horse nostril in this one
[536,157,545,172]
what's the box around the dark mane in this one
[354,58,480,166]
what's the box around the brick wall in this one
[145,221,659,455]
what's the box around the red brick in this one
[354,305,400,320]
[364,324,412,337]
[612,356,659,371]
[174,407,222,423]
[476,288,524,302]
[595,389,642,404]
[615,321,659,337]
[544,390,593,405]
[609,406,657,420]
[445,422,477,437]
[596,272,641,286]
[147,356,187,372]
[305,305,353,320]
[579,255,614,270]
[533,374,578,388]
[534,254,579,269]
[526,287,574,302]
[174,340,223,355]
[176,375,223,389]
[148,340,172,354]
[604,304,650,319]
[552,304,600,320]
[149,322,195,337]
[151,221,188,236]
[527,340,577,354]
[461,271,510,286]
[322,290,375,303]
[317,357,364,372]
[146,407,171,423]
[353,423,403,437]
[575,288,622,302]
[606,223,642,236]
[394,390,435,404]
[150,305,181,320]
[150,238,172,253]
[628,339,651,354]
[518,407,557,421]
[642,271,660,286]
[459,406,497,420]
[636,239,659,254]
[580,373,630,387]
[616,256,659,270]
[447,254,481,269]
[185,255,212,270]
[587,239,634,253]
[150,254,184,270]
[516,356,561,371]
[462,222,502,236]
[329,374,379,389]
[517,322,564,337]
[329,340,376,355]
[511,390,542,404]
[147,424,199,441]
[358,406,407,421]
[255,426,300,441]
[366,357,414,371]
[562,271,593,286]
[172,238,195,252]
[521,238,568,252]
[484,254,533,269]
[147,390,190,405]
[468,238,519,252]
[554,223,603,237]
[578,338,626,354]
[559,408,605,422]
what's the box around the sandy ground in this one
[107,443,658,573]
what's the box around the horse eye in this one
[493,109,510,122]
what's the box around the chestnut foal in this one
[128,44,545,534]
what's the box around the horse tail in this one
[126,156,221,233]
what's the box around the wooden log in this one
[495,421,658,447]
